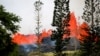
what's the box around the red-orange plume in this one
[12,33,38,45]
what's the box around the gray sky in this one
[0,0,84,34]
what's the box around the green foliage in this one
[80,0,100,56]
[51,0,70,56]
[0,5,21,56]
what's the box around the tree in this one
[34,0,43,56]
[0,5,21,56]
[80,0,100,56]
[51,0,70,56]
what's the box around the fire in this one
[38,29,52,43]
[63,12,78,39]
[12,33,38,45]
[12,29,52,45]
[69,12,78,37]
[78,22,89,41]
[63,12,90,42]
[12,12,91,45]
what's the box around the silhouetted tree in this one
[51,0,70,56]
[34,0,43,56]
[80,0,100,56]
[0,5,21,56]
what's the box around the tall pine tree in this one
[80,0,100,56]
[51,0,70,56]
[34,0,43,56]
[0,5,21,56]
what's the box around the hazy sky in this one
[0,0,84,34]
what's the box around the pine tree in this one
[0,5,21,56]
[51,0,70,56]
[34,0,43,56]
[80,0,100,56]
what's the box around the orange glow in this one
[12,29,52,45]
[78,22,89,41]
[12,33,38,45]
[38,29,52,43]
[12,12,93,45]
[25,34,38,44]
[63,34,68,39]
[63,12,78,39]
[69,12,78,37]
[63,12,91,42]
